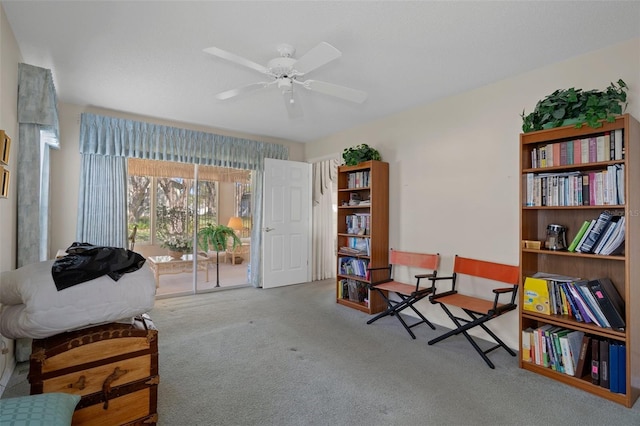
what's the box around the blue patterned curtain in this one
[78,113,288,287]
[16,63,60,267]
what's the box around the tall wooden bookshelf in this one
[336,160,389,314]
[519,114,640,407]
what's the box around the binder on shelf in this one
[610,341,620,393]
[591,338,600,385]
[586,278,625,331]
[575,280,610,328]
[599,340,610,389]
[618,343,626,394]
[574,334,592,378]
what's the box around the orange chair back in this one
[453,256,519,285]
[389,250,439,270]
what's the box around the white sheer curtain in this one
[312,158,338,281]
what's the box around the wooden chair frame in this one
[428,255,519,369]
[366,250,439,339]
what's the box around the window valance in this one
[79,113,288,169]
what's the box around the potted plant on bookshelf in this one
[521,79,628,133]
[198,223,242,287]
[342,143,381,166]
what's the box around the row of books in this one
[523,274,625,330]
[529,129,624,169]
[346,171,370,188]
[346,213,370,235]
[523,164,624,207]
[522,328,626,394]
[338,256,370,279]
[567,211,625,255]
[338,279,368,304]
[339,237,371,256]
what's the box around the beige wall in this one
[0,4,20,273]
[0,2,21,393]
[305,38,640,349]
[50,103,305,258]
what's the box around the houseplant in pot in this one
[521,79,628,133]
[342,143,381,166]
[198,223,242,287]
[162,235,192,259]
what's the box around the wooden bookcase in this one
[519,114,640,407]
[336,160,389,314]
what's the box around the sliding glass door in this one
[127,159,252,298]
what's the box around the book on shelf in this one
[592,216,621,254]
[575,280,610,328]
[609,342,627,394]
[560,330,585,377]
[534,324,555,367]
[522,328,534,363]
[559,282,583,322]
[574,334,592,378]
[619,343,627,394]
[586,278,625,331]
[566,281,598,325]
[550,327,570,372]
[574,220,596,252]
[599,216,625,256]
[609,342,620,393]
[599,339,610,389]
[567,220,591,252]
[577,211,613,253]
[523,277,551,315]
[591,338,600,385]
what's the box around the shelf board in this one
[521,311,626,340]
[520,361,631,407]
[336,298,371,313]
[337,273,370,282]
[520,248,625,260]
[521,205,625,210]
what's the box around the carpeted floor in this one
[4,279,640,425]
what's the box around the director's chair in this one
[366,250,439,339]
[427,255,519,369]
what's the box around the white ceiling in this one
[3,1,640,143]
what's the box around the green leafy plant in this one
[342,144,381,166]
[198,223,241,252]
[521,79,628,133]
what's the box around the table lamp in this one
[227,216,243,233]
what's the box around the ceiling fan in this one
[203,42,367,118]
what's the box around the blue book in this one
[619,343,626,395]
[609,342,619,393]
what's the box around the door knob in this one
[264,227,275,232]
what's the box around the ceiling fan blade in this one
[301,79,367,103]
[203,46,271,75]
[215,81,273,100]
[293,42,342,75]
[283,90,303,119]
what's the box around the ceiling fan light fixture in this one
[205,41,367,116]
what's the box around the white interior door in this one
[262,158,311,288]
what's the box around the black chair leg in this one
[428,304,512,369]
[366,290,432,339]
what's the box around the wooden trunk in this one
[29,322,159,425]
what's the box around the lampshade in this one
[227,216,243,231]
